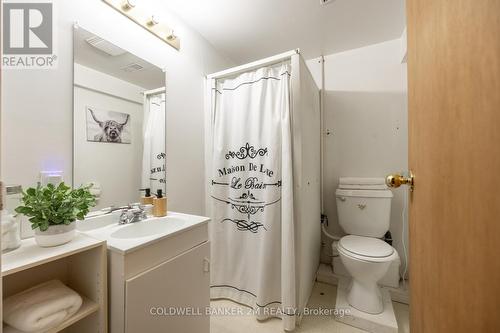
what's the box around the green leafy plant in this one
[15,182,96,231]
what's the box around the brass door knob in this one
[386,171,414,191]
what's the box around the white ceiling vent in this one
[85,36,127,56]
[120,62,145,72]
[320,0,335,5]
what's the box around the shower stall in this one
[205,50,321,331]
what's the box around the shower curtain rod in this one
[141,87,166,96]
[206,49,300,80]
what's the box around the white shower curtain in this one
[210,63,296,331]
[142,92,166,193]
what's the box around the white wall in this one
[1,0,232,216]
[74,64,145,210]
[74,63,145,104]
[306,38,409,274]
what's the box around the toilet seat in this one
[338,235,396,263]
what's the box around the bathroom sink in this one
[110,218,186,239]
[77,213,118,231]
[77,212,209,254]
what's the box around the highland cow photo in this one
[85,107,131,144]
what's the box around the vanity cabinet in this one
[108,221,210,333]
[125,242,210,333]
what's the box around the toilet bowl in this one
[337,235,397,314]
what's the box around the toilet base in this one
[335,278,398,333]
[347,278,384,314]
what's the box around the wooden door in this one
[407,1,500,332]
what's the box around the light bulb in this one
[122,0,137,10]
[167,30,176,41]
[147,15,160,26]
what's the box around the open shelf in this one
[3,296,99,333]
[2,233,107,332]
[2,233,104,277]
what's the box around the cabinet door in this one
[125,242,210,333]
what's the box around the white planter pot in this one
[34,223,76,247]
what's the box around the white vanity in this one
[77,212,210,333]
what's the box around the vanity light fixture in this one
[103,0,180,50]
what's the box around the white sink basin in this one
[110,218,186,239]
[77,213,118,231]
[77,212,209,254]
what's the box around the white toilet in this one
[335,177,397,314]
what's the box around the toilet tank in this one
[336,189,393,237]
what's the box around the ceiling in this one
[74,27,164,89]
[162,0,406,64]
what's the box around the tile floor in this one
[210,282,409,333]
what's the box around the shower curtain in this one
[210,63,296,331]
[142,92,166,193]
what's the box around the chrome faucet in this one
[118,204,148,224]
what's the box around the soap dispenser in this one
[140,188,153,205]
[153,189,167,217]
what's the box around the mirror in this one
[73,26,166,210]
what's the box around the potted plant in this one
[15,182,96,247]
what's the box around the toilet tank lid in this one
[336,189,393,198]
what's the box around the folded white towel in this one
[3,280,83,332]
